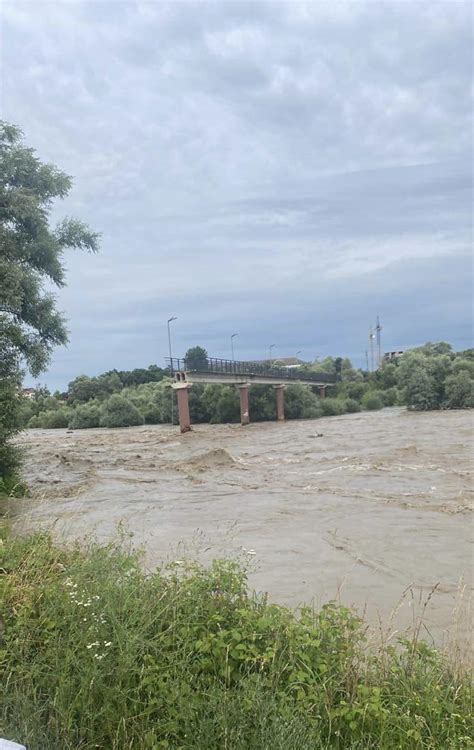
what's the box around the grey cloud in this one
[1,0,472,389]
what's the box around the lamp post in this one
[167,316,177,372]
[231,333,238,361]
[296,350,302,360]
[167,316,177,425]
[269,344,275,364]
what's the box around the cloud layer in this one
[1,0,472,387]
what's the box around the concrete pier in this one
[274,384,285,421]
[173,383,191,433]
[238,385,250,425]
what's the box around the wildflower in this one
[104,641,112,647]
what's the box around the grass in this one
[0,532,472,749]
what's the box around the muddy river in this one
[12,408,473,647]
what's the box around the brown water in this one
[13,408,473,647]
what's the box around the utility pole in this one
[369,327,375,373]
[269,344,275,364]
[375,316,382,369]
[167,316,177,424]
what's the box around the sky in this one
[1,0,472,390]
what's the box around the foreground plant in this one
[0,533,472,749]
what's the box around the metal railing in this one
[166,357,336,384]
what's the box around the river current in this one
[13,407,473,648]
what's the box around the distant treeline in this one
[20,342,474,430]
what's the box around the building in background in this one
[382,350,404,364]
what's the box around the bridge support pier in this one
[274,385,285,421]
[319,386,326,398]
[172,383,192,433]
[238,385,250,425]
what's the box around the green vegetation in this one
[362,392,384,411]
[184,345,209,370]
[16,342,473,432]
[0,121,99,492]
[99,393,144,428]
[1,532,471,750]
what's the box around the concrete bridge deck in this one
[168,356,336,387]
[167,357,336,432]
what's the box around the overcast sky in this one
[1,0,472,389]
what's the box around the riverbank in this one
[10,408,473,645]
[1,531,472,750]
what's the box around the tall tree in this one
[0,122,100,376]
[184,346,208,370]
[0,121,100,485]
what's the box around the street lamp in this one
[231,333,238,361]
[167,316,177,372]
[296,350,302,360]
[269,344,275,363]
[167,316,177,426]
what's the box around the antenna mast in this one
[375,316,382,369]
[369,327,375,372]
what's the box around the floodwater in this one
[12,408,473,647]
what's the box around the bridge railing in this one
[166,357,336,384]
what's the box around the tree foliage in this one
[0,122,100,377]
[19,342,474,432]
[444,371,474,409]
[0,122,99,488]
[361,392,384,411]
[99,394,144,428]
[184,346,208,370]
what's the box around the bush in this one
[0,472,28,498]
[320,398,345,416]
[343,381,369,402]
[381,387,398,407]
[362,392,384,411]
[189,384,211,423]
[401,365,438,410]
[43,408,71,429]
[69,403,102,429]
[17,400,35,428]
[343,398,361,413]
[142,405,162,424]
[1,533,471,750]
[444,371,474,408]
[249,385,276,422]
[0,376,22,489]
[100,394,144,428]
[284,384,322,419]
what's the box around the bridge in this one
[167,357,336,432]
